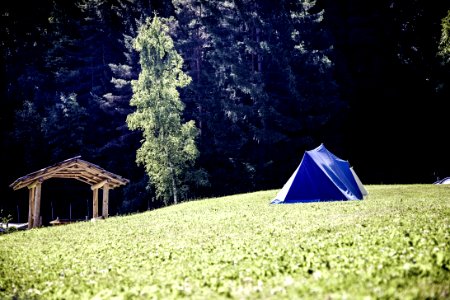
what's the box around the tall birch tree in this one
[127,15,199,205]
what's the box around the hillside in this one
[0,185,449,299]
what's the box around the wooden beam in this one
[102,184,109,218]
[28,187,35,229]
[10,157,129,191]
[91,180,108,190]
[92,188,99,218]
[33,182,42,228]
[28,180,40,189]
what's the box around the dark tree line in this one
[1,0,449,221]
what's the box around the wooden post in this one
[102,184,109,218]
[33,182,42,228]
[92,188,98,218]
[28,187,35,229]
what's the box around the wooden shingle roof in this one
[10,156,129,190]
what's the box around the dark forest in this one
[1,0,450,222]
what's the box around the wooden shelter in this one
[10,156,129,229]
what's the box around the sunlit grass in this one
[0,185,449,299]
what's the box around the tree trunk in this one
[171,172,178,205]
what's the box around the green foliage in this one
[439,10,450,64]
[3,0,450,218]
[13,101,45,167]
[0,209,13,229]
[41,93,87,160]
[0,209,12,224]
[127,15,201,205]
[0,185,449,299]
[172,0,345,193]
[0,209,14,235]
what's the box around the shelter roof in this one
[10,156,129,190]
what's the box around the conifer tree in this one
[41,93,87,160]
[127,15,199,205]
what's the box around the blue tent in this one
[433,177,450,184]
[272,144,367,204]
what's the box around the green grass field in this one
[1,185,449,299]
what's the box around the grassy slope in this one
[0,185,449,299]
